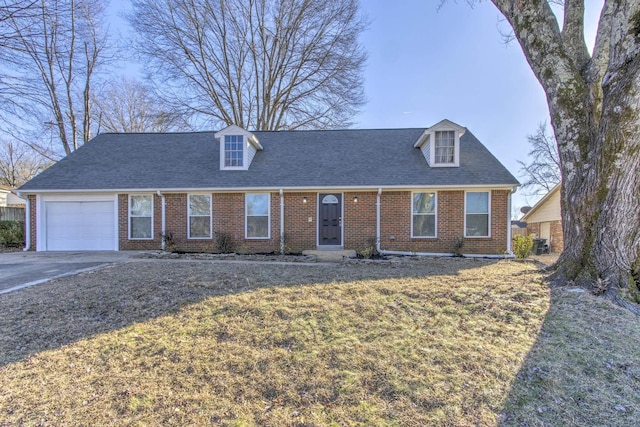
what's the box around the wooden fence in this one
[0,206,25,221]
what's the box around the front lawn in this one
[1,257,638,426]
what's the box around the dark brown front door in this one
[318,193,342,246]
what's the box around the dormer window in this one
[215,125,263,170]
[413,119,465,168]
[434,131,455,164]
[224,135,244,167]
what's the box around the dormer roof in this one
[413,119,466,149]
[214,125,263,150]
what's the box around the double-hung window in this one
[129,195,153,239]
[246,193,270,239]
[465,191,490,237]
[412,192,436,237]
[434,131,455,164]
[224,135,244,167]
[188,194,212,238]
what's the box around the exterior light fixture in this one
[353,196,358,203]
[303,197,307,204]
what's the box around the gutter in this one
[279,189,285,255]
[15,191,30,251]
[157,190,166,250]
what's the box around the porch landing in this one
[302,249,357,262]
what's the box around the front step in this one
[302,249,357,262]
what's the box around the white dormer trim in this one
[413,119,465,168]
[214,125,263,170]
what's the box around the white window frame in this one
[464,191,491,238]
[223,135,244,169]
[128,194,154,240]
[245,193,271,239]
[187,194,212,239]
[411,191,437,238]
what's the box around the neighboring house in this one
[0,185,26,207]
[521,183,563,253]
[17,119,519,255]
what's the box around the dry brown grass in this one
[0,257,638,426]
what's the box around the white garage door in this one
[45,200,116,250]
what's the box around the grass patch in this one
[0,258,638,425]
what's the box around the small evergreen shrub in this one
[0,221,25,248]
[216,232,236,253]
[513,234,534,259]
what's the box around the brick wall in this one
[344,192,377,252]
[112,189,510,255]
[379,190,509,255]
[550,220,563,253]
[118,194,163,251]
[526,220,564,253]
[283,192,317,253]
[118,192,281,253]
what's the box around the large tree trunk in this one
[490,0,640,309]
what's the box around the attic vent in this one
[322,195,339,204]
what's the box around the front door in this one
[318,193,342,246]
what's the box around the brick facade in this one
[28,195,36,250]
[113,189,509,255]
[526,220,563,253]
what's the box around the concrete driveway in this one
[0,251,144,294]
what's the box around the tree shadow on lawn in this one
[0,256,493,367]
[499,284,640,426]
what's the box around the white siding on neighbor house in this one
[7,193,26,206]
[420,140,431,165]
[0,192,6,207]
[526,190,561,223]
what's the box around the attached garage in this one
[38,196,117,251]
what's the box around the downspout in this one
[157,190,166,250]
[375,187,382,254]
[16,192,30,252]
[507,187,516,256]
[279,189,284,255]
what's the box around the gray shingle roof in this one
[18,128,519,191]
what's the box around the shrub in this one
[160,231,177,252]
[216,232,236,253]
[358,238,379,259]
[0,221,25,248]
[513,234,534,259]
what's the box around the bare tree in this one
[0,140,50,187]
[471,0,640,310]
[93,77,190,133]
[128,0,367,130]
[517,122,561,195]
[1,0,110,156]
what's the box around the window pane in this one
[413,193,435,214]
[247,194,269,216]
[131,195,152,216]
[466,192,489,214]
[189,195,211,216]
[466,214,489,236]
[190,216,210,238]
[435,131,455,147]
[247,216,268,238]
[131,217,151,239]
[435,147,454,163]
[413,214,435,237]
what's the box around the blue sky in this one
[107,0,604,213]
